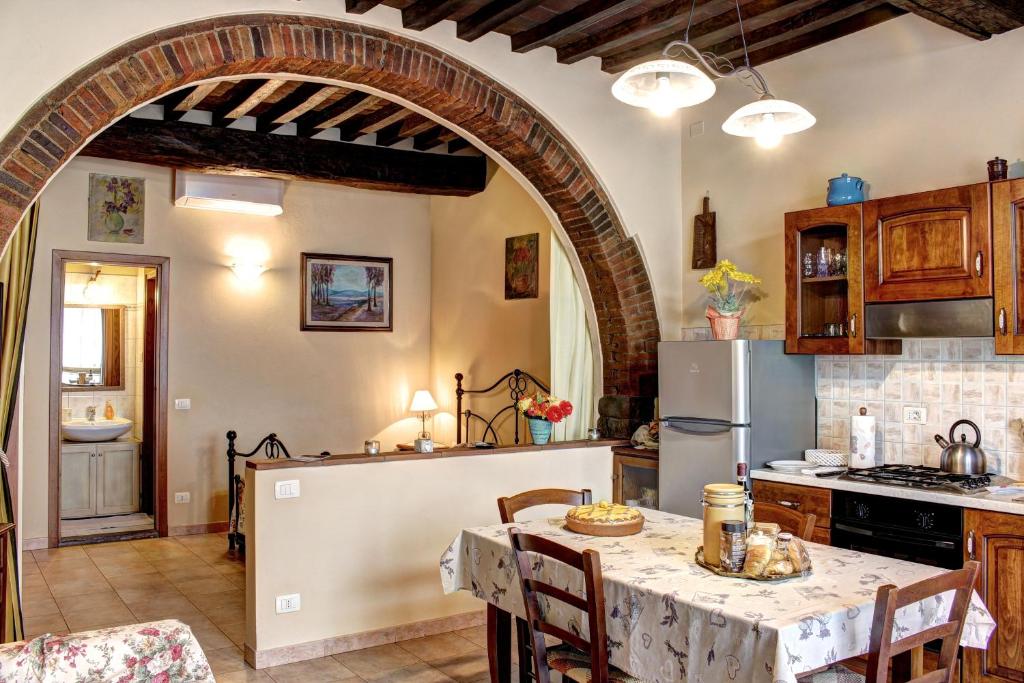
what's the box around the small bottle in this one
[719,520,747,572]
[802,252,814,277]
[104,400,115,420]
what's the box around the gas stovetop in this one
[842,464,993,493]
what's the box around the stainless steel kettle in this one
[934,419,987,475]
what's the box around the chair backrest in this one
[753,501,817,541]
[497,488,592,524]
[865,560,981,683]
[508,528,609,683]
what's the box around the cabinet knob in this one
[849,314,857,338]
[967,529,976,560]
[999,307,1008,336]
[976,251,984,277]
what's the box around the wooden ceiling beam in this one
[344,0,387,14]
[457,0,547,42]
[600,0,823,73]
[398,115,440,140]
[887,0,1023,39]
[511,0,644,52]
[210,79,274,127]
[402,0,456,31]
[81,117,487,196]
[159,82,220,121]
[335,103,407,141]
[709,0,893,64]
[448,138,474,154]
[413,125,449,151]
[737,4,907,66]
[294,92,374,136]
[375,121,408,148]
[556,0,740,64]
[256,83,339,133]
[359,108,413,136]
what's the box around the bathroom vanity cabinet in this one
[60,440,140,518]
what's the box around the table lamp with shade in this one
[410,389,438,453]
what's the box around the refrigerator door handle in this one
[661,417,745,435]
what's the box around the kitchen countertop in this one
[752,468,1024,515]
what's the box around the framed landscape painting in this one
[301,253,393,332]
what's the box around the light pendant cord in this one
[684,0,698,42]
[735,0,752,68]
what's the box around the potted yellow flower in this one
[699,260,762,340]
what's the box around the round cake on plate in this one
[565,500,644,536]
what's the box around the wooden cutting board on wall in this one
[692,194,716,269]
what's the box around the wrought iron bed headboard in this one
[455,369,549,446]
[225,430,291,552]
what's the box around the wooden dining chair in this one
[497,488,592,524]
[508,528,641,683]
[801,560,981,683]
[754,501,817,541]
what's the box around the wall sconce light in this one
[231,262,266,283]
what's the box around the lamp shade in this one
[611,59,716,117]
[409,390,438,413]
[721,97,815,147]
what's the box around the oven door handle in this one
[833,522,957,550]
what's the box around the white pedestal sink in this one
[62,418,133,442]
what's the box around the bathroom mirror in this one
[61,305,125,391]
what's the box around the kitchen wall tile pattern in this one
[680,324,785,341]
[815,338,1024,479]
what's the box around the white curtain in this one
[549,233,595,440]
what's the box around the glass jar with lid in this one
[701,483,749,567]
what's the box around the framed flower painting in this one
[88,174,145,244]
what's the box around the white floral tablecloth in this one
[440,509,994,683]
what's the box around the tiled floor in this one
[21,533,498,682]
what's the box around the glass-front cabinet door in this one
[785,204,865,354]
[994,179,1024,354]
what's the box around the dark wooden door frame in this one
[48,250,170,547]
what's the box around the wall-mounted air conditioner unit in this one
[173,171,284,216]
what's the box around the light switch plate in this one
[175,398,191,410]
[275,594,300,614]
[689,121,704,137]
[275,480,300,499]
[174,492,190,504]
[903,406,927,425]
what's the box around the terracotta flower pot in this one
[706,306,743,340]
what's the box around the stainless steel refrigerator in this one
[658,340,815,518]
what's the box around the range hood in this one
[865,299,994,339]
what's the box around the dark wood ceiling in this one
[347,0,1024,73]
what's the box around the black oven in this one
[830,490,964,570]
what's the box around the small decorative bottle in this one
[104,400,115,420]
[802,252,814,278]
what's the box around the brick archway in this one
[0,14,658,396]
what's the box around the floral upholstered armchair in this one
[0,619,213,682]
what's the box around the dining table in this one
[439,508,995,683]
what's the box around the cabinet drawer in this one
[752,480,831,527]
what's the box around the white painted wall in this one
[0,1,683,340]
[679,15,1024,331]
[246,445,614,656]
[24,156,432,540]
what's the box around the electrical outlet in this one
[903,406,927,425]
[275,480,300,500]
[275,594,300,614]
[175,398,191,410]
[174,492,190,504]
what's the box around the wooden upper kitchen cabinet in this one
[751,480,831,545]
[863,183,992,302]
[785,204,900,355]
[993,179,1024,354]
[964,508,1024,682]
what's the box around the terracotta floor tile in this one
[22,574,48,591]
[31,546,86,563]
[398,634,479,663]
[106,571,171,591]
[40,564,106,582]
[453,626,487,649]
[367,662,455,683]
[429,651,490,683]
[63,603,136,632]
[216,669,273,682]
[335,644,419,678]
[195,588,244,612]
[220,619,246,647]
[266,656,358,683]
[190,623,235,651]
[93,558,156,577]
[206,646,247,675]
[23,613,69,637]
[204,604,246,629]
[22,594,61,618]
[47,576,112,598]
[54,589,124,613]
[128,594,204,622]
[177,576,237,596]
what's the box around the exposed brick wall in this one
[0,14,659,396]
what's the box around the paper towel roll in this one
[850,407,876,469]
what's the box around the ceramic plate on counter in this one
[767,460,818,472]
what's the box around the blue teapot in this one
[826,173,865,206]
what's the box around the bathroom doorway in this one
[48,251,169,546]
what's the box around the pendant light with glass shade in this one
[611,0,815,147]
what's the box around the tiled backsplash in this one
[815,338,1024,479]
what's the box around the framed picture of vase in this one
[301,253,393,332]
[504,232,539,299]
[87,174,145,244]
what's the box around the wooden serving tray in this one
[565,514,644,537]
[695,546,810,581]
